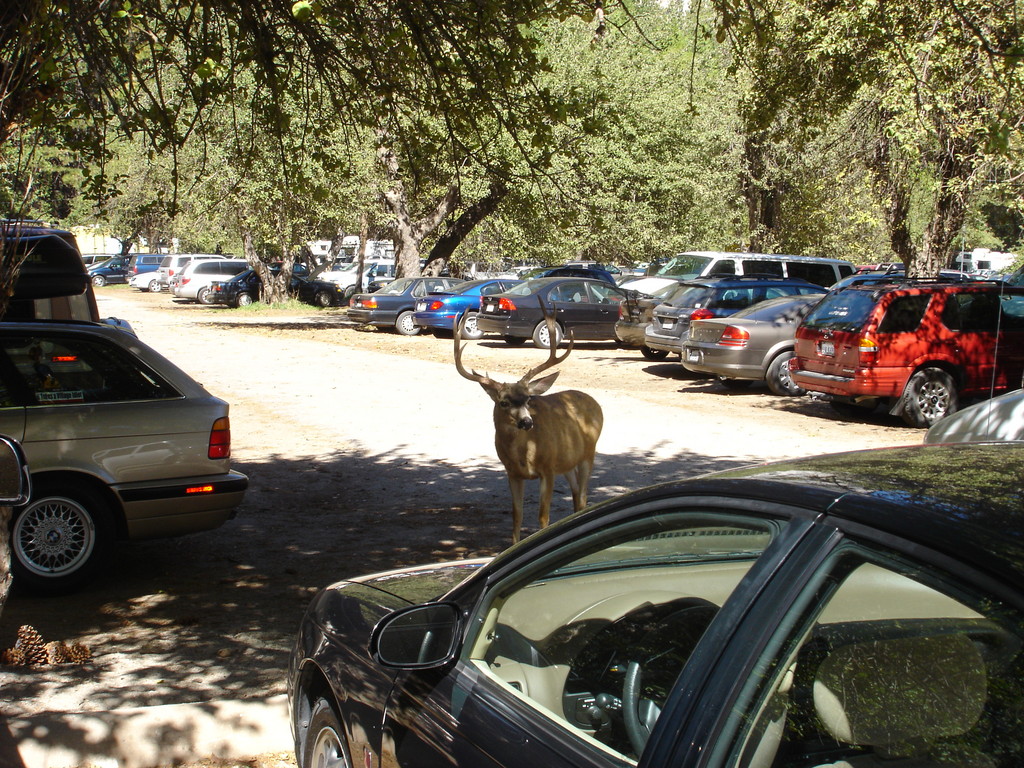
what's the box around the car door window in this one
[464,514,782,762]
[722,550,1024,768]
[1,334,180,404]
[550,281,590,303]
[587,283,624,305]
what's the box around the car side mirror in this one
[370,603,461,669]
[0,436,31,505]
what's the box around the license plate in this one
[416,302,426,311]
[484,304,496,313]
[659,319,676,330]
[686,349,700,363]
[819,341,835,356]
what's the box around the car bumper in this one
[116,470,249,539]
[413,312,458,330]
[476,315,533,337]
[645,328,684,353]
[682,344,763,379]
[790,366,908,398]
[615,322,648,348]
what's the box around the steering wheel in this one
[621,602,719,755]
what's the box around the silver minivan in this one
[157,253,224,291]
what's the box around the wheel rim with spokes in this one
[915,379,952,421]
[14,497,96,577]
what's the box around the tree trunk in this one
[423,180,509,276]
[0,506,13,618]
[920,135,974,277]
[377,135,461,278]
[865,129,917,270]
[742,131,783,252]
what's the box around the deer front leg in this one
[538,473,555,531]
[508,475,525,544]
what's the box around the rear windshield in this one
[663,285,712,308]
[732,294,824,321]
[802,290,878,332]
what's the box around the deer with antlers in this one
[454,306,604,543]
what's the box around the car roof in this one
[707,442,1024,586]
[678,275,818,288]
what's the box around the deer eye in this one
[498,399,510,408]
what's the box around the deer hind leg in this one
[570,457,594,511]
[508,476,525,544]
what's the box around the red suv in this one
[791,281,1024,427]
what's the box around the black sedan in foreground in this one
[288,442,1024,768]
[476,277,628,347]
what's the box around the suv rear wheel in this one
[766,351,805,397]
[12,481,114,594]
[900,367,959,428]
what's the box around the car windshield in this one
[655,254,714,279]
[378,278,416,295]
[802,289,878,332]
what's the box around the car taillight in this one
[363,298,378,309]
[690,308,715,321]
[858,335,878,363]
[498,298,517,311]
[181,277,190,285]
[428,300,444,311]
[209,417,231,460]
[719,326,750,348]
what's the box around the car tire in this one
[766,351,805,397]
[395,311,421,336]
[641,346,669,360]
[532,320,564,349]
[302,697,351,768]
[342,285,357,300]
[314,290,333,308]
[197,287,213,305]
[503,335,528,346]
[91,275,107,287]
[11,482,114,595]
[147,278,161,292]
[237,292,254,307]
[459,311,484,340]
[899,367,959,428]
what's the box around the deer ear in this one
[478,379,503,401]
[528,372,559,395]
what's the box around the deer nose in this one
[517,417,534,430]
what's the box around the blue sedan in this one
[287,442,1024,768]
[413,278,521,339]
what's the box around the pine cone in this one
[45,640,70,665]
[1,647,26,666]
[66,643,91,664]
[15,626,47,666]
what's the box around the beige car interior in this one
[468,549,1016,768]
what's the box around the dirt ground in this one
[0,286,921,764]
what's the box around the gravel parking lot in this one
[0,286,920,765]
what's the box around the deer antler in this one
[453,316,492,384]
[520,297,573,383]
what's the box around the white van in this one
[632,251,855,294]
[171,259,250,304]
[157,253,225,291]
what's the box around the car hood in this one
[339,558,490,604]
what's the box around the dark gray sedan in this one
[681,293,824,395]
[348,277,465,335]
[476,277,628,347]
